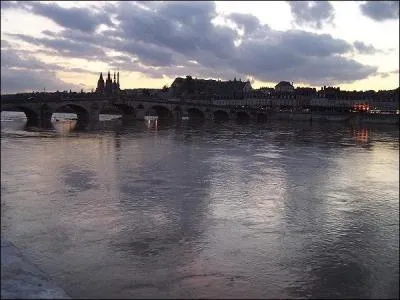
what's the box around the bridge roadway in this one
[1,93,355,129]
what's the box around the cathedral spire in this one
[117,71,119,85]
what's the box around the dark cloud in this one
[0,1,19,10]
[1,47,97,93]
[41,30,58,38]
[2,1,113,33]
[1,68,84,94]
[116,1,237,60]
[288,1,335,29]
[1,49,61,71]
[1,48,98,76]
[360,1,399,21]
[228,13,263,35]
[377,69,399,78]
[1,40,12,49]
[2,1,380,91]
[1,47,87,93]
[353,41,379,54]
[271,30,352,57]
[118,40,177,67]
[5,33,105,59]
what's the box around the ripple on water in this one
[1,114,399,299]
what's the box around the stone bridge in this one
[0,95,276,129]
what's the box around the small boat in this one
[181,113,189,121]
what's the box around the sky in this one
[1,1,399,94]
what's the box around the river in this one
[1,111,399,299]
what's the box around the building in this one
[96,73,105,93]
[96,71,120,96]
[317,86,340,99]
[275,81,295,93]
[170,76,252,99]
[295,87,316,97]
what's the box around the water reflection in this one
[352,128,369,143]
[145,118,158,130]
[1,111,399,298]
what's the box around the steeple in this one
[108,70,111,80]
[96,72,105,94]
[113,72,116,83]
[117,72,119,85]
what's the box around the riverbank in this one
[1,240,70,299]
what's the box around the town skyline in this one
[1,1,399,94]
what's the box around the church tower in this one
[96,71,121,95]
[112,72,118,94]
[105,70,113,96]
[96,72,105,94]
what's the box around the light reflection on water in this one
[1,111,399,299]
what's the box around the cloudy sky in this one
[1,1,399,93]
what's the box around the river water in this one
[1,111,399,299]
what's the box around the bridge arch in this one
[110,103,136,119]
[236,111,250,122]
[53,103,91,130]
[213,110,229,122]
[147,105,173,121]
[6,106,40,127]
[187,107,205,122]
[256,113,268,123]
[40,104,53,128]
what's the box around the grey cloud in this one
[228,13,263,35]
[13,1,113,33]
[360,1,399,21]
[377,69,399,78]
[1,47,99,75]
[1,46,86,93]
[112,1,376,84]
[288,1,335,29]
[0,1,20,10]
[111,55,134,63]
[6,33,105,59]
[116,1,237,59]
[115,39,177,67]
[44,29,108,49]
[3,0,380,90]
[276,30,352,57]
[270,56,376,86]
[1,40,12,49]
[42,30,58,37]
[353,41,379,54]
[1,49,62,71]
[1,68,84,94]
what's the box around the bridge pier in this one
[249,111,259,122]
[134,109,145,120]
[74,109,100,130]
[121,113,137,122]
[39,106,53,128]
[205,110,214,121]
[174,110,182,122]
